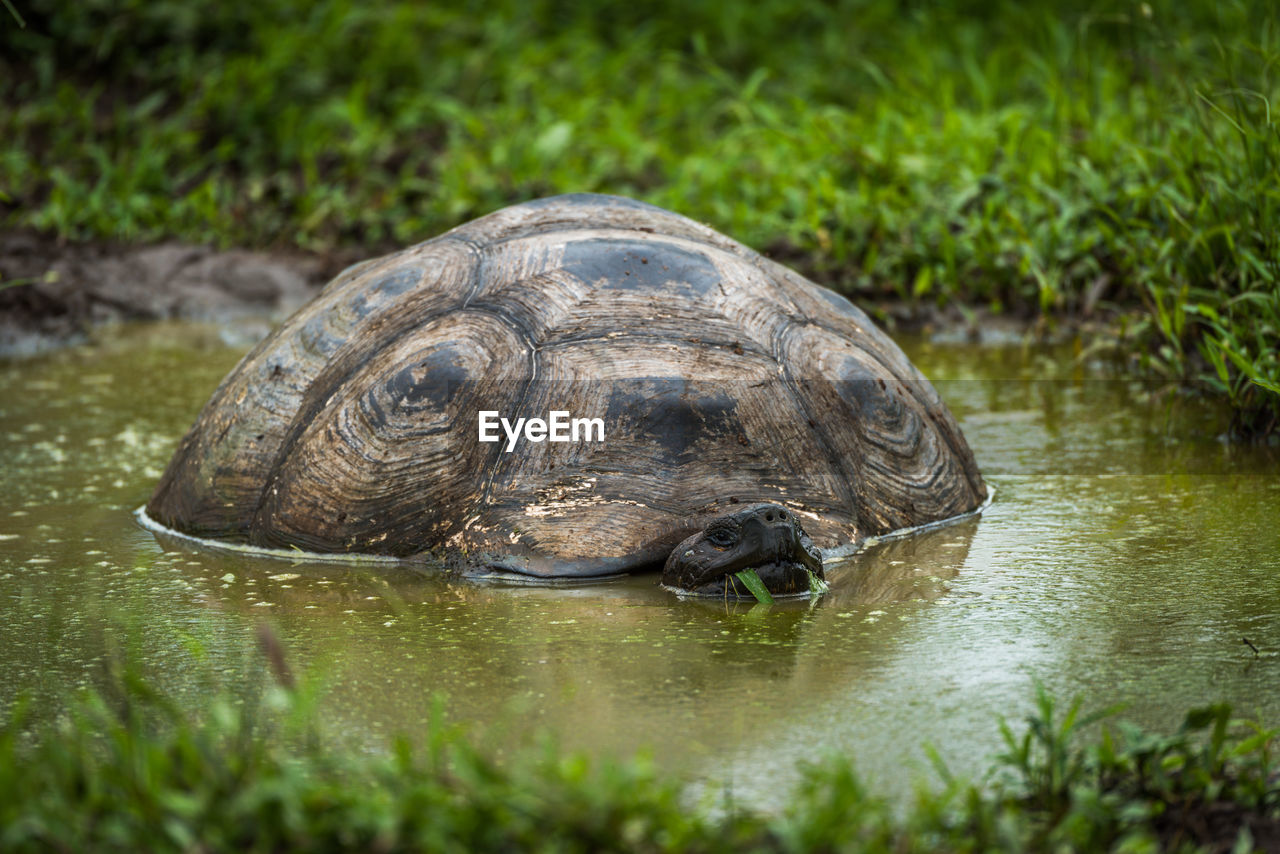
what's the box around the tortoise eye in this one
[707,528,737,548]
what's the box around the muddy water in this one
[2,323,1278,804]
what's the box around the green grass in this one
[2,669,1277,852]
[2,0,1278,433]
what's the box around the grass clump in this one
[1,0,1278,432]
[2,671,1277,852]
[985,687,1280,851]
[0,674,736,853]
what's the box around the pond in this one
[2,322,1278,807]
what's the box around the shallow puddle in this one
[2,323,1278,805]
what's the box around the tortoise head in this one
[661,503,824,597]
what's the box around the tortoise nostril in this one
[765,511,774,522]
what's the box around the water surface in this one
[2,323,1278,805]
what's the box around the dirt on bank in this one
[0,230,365,357]
[1,229,1046,359]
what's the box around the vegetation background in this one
[1,0,1278,433]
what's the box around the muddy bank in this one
[0,231,365,357]
[1,230,1047,358]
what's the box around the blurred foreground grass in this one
[2,663,1277,852]
[1,0,1278,433]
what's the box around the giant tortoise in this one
[146,194,986,596]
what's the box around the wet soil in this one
[2,229,1065,358]
[1153,796,1280,853]
[0,230,365,356]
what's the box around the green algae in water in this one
[2,323,1280,813]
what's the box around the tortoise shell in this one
[147,194,986,577]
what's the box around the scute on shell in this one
[147,194,985,577]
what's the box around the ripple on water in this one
[0,324,1278,807]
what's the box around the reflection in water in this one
[824,520,975,605]
[1,323,1278,806]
